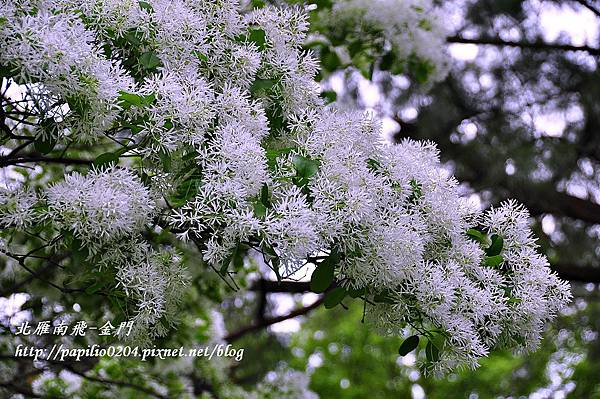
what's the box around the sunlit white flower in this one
[46,167,154,247]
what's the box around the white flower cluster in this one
[323,0,451,82]
[130,0,568,371]
[0,0,570,372]
[0,185,38,228]
[97,240,189,346]
[482,201,572,353]
[246,365,319,399]
[0,0,134,141]
[286,110,571,372]
[46,166,155,250]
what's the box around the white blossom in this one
[0,185,39,228]
[0,0,570,374]
[247,365,319,399]
[0,1,134,141]
[46,166,154,248]
[98,240,189,345]
[323,0,451,82]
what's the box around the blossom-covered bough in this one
[309,0,451,84]
[0,0,570,391]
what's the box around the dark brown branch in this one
[250,279,311,293]
[0,381,43,398]
[225,297,324,343]
[54,361,169,399]
[447,36,600,56]
[0,250,101,297]
[506,182,600,225]
[573,0,600,17]
[551,263,600,284]
[0,153,93,167]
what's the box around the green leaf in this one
[373,289,395,304]
[85,280,106,295]
[410,57,435,84]
[248,28,267,50]
[260,183,269,206]
[34,135,56,154]
[379,51,396,71]
[118,91,155,108]
[324,287,346,309]
[94,152,119,166]
[158,150,172,171]
[0,63,14,78]
[138,0,153,11]
[266,147,293,169]
[124,31,142,46]
[292,155,320,179]
[314,0,333,8]
[250,79,276,96]
[430,332,446,353]
[232,243,248,271]
[348,41,363,58]
[192,50,209,62]
[418,18,433,31]
[219,253,234,275]
[320,90,337,104]
[139,51,161,70]
[71,238,88,268]
[466,228,492,247]
[310,259,335,293]
[169,175,200,207]
[347,286,367,298]
[398,335,419,356]
[484,254,504,267]
[367,158,381,171]
[34,119,59,154]
[486,234,504,256]
[261,243,281,282]
[321,48,341,72]
[253,201,267,219]
[425,339,440,362]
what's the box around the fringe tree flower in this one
[0,0,570,374]
[248,365,319,399]
[319,0,451,82]
[0,186,39,228]
[46,167,154,248]
[98,240,189,346]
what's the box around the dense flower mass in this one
[317,0,451,82]
[46,166,155,249]
[0,186,38,228]
[0,0,134,141]
[98,240,189,345]
[0,0,570,375]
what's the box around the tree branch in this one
[447,36,600,56]
[0,153,93,167]
[550,263,600,284]
[573,0,600,18]
[250,279,311,293]
[54,361,169,399]
[225,297,324,343]
[506,182,600,225]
